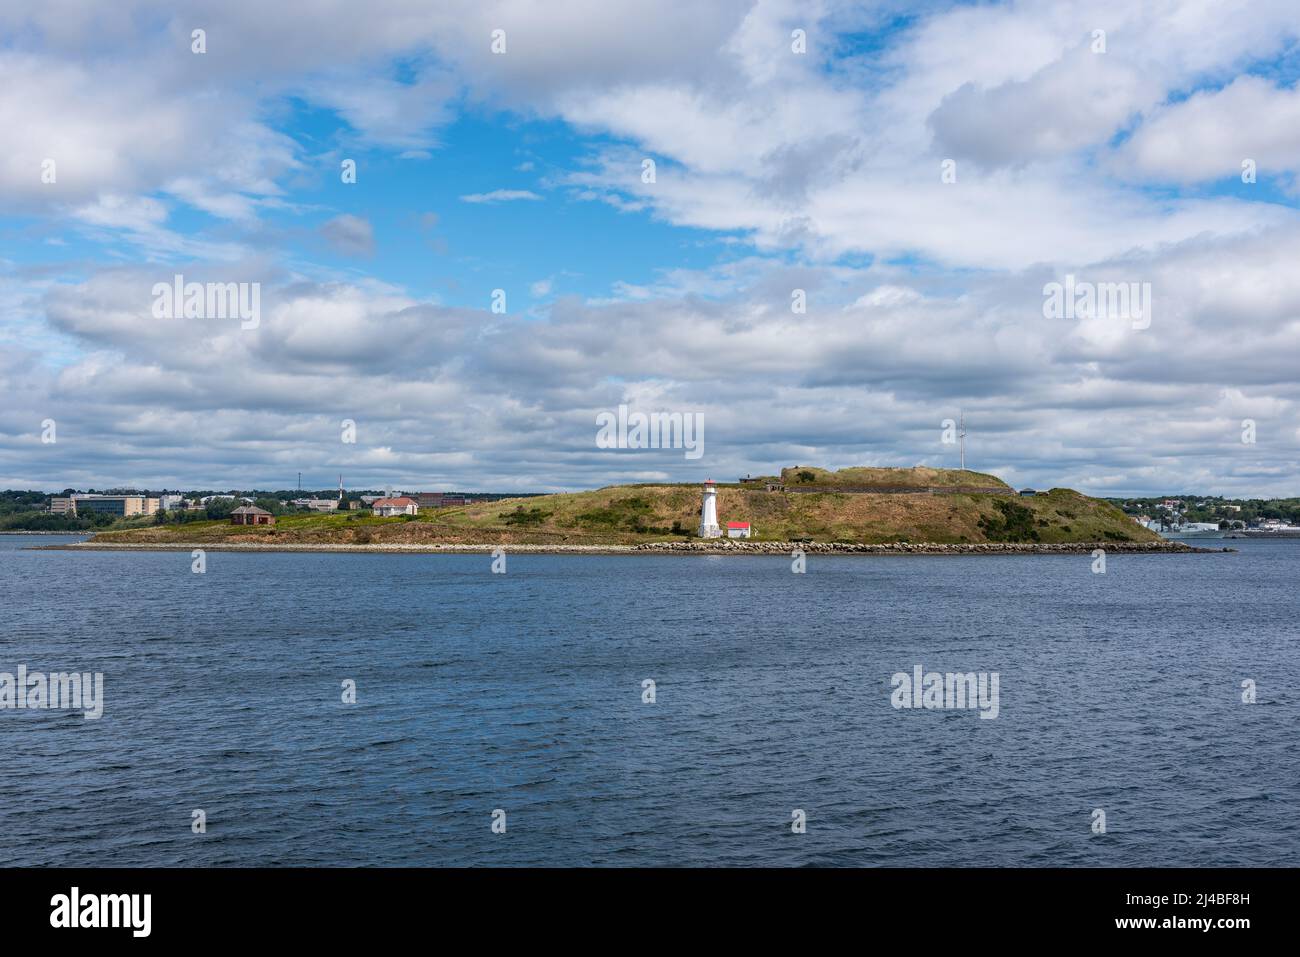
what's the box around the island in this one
[54,467,1213,555]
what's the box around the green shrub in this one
[977,500,1041,541]
[503,506,549,527]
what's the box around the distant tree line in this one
[0,491,105,530]
[2,488,542,531]
[1111,496,1300,526]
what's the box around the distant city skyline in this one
[3,1,1300,496]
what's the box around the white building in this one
[726,522,752,539]
[373,496,419,517]
[698,480,722,537]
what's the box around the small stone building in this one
[230,505,275,526]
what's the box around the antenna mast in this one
[959,411,966,471]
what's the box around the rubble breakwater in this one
[634,539,1226,555]
[39,539,1229,556]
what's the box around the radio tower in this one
[338,474,344,501]
[959,411,966,472]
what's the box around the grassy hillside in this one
[90,467,1157,546]
[438,483,1151,544]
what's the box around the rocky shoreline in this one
[634,539,1227,554]
[0,529,93,535]
[42,541,636,554]
[39,538,1229,555]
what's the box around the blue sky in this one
[279,111,749,308]
[3,0,1300,495]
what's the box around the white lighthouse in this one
[698,479,722,537]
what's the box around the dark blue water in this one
[1,534,1296,866]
